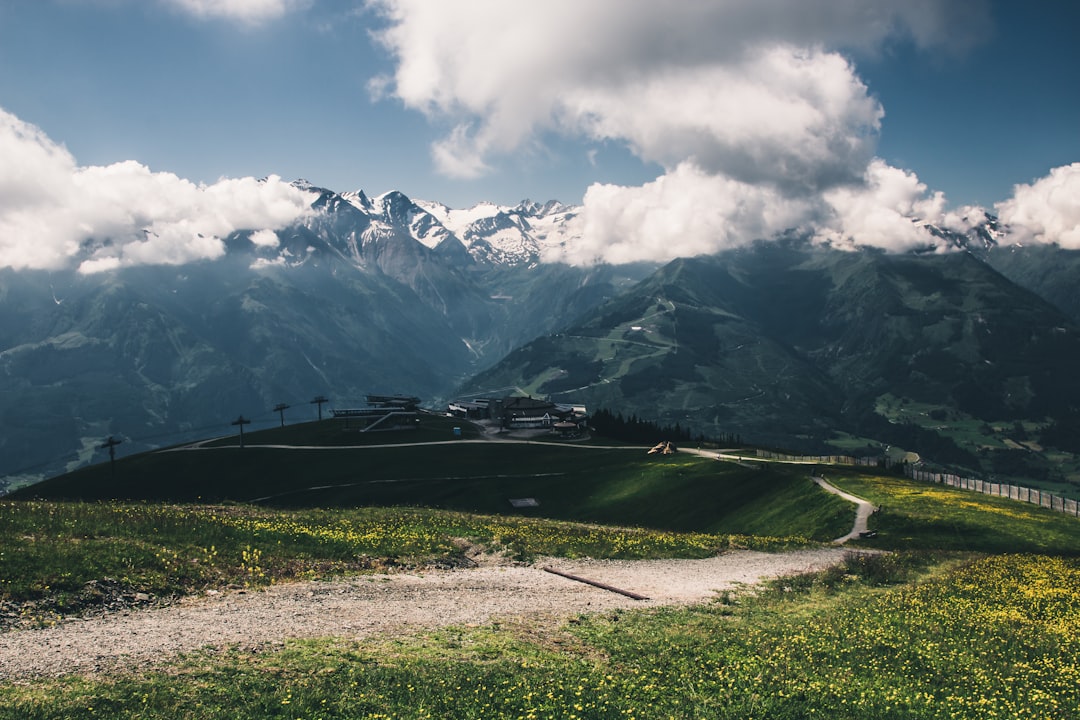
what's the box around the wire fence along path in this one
[737,449,1080,519]
[904,467,1080,517]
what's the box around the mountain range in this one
[0,183,648,488]
[2,180,1079,493]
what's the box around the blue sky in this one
[859,1,1080,210]
[0,0,659,208]
[1,1,1078,269]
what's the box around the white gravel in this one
[0,548,847,680]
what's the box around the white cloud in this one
[430,124,492,179]
[548,159,975,265]
[996,163,1080,249]
[368,0,993,263]
[369,0,984,185]
[560,45,881,193]
[249,228,281,248]
[545,162,811,265]
[164,0,309,24]
[817,159,951,252]
[0,108,316,273]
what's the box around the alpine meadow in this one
[2,1,1080,718]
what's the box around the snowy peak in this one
[341,189,374,213]
[297,188,584,268]
[923,212,1007,255]
[413,197,580,266]
[272,185,581,275]
[370,191,454,251]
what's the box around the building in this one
[498,396,588,431]
[446,394,588,433]
[366,394,421,411]
[447,398,491,419]
[332,395,421,431]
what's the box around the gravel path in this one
[0,548,846,680]
[812,476,878,543]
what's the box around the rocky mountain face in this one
[0,184,645,489]
[3,182,1079,492]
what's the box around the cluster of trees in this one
[1039,409,1080,454]
[589,408,742,446]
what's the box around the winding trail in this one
[683,448,878,544]
[813,476,877,543]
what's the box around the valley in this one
[3,182,1080,501]
[3,3,1077,717]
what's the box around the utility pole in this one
[231,415,251,448]
[273,403,290,428]
[311,395,329,421]
[99,436,122,475]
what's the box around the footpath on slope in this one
[812,476,878,544]
[0,549,847,680]
[683,448,878,545]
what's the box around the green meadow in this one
[2,418,1079,719]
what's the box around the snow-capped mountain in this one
[0,181,640,490]
[5,177,1079,495]
[415,197,578,266]
[282,181,582,269]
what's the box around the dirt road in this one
[0,548,847,680]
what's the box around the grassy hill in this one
[11,415,850,540]
[4,415,1080,719]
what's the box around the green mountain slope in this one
[458,243,1080,484]
[983,245,1080,324]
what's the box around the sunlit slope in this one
[824,468,1080,555]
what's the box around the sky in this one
[1,0,1078,269]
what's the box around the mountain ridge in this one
[3,181,1080,494]
[457,242,1080,487]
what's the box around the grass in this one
[823,468,1080,555]
[2,553,1077,719]
[201,415,485,448]
[6,423,1080,717]
[13,425,853,541]
[0,501,805,625]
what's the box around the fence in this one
[753,450,1080,518]
[904,467,1080,517]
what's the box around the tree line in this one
[589,407,743,446]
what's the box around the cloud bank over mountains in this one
[0,109,315,273]
[367,0,1074,263]
[0,1,1077,271]
[996,163,1080,250]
